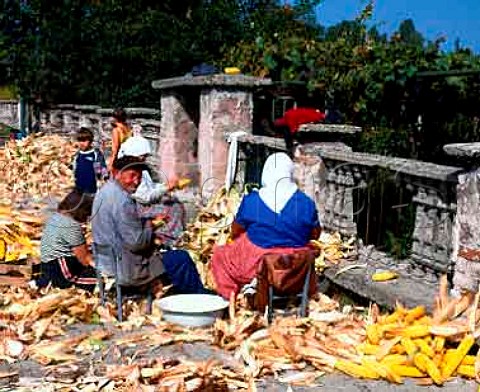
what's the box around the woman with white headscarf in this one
[211,152,321,299]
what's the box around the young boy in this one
[72,128,108,195]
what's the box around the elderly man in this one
[91,156,204,293]
[117,135,186,247]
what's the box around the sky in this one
[316,0,480,53]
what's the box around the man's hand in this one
[166,175,179,191]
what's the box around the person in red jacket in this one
[273,107,326,155]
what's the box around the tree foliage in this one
[0,0,479,162]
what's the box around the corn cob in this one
[393,325,430,339]
[401,337,418,358]
[391,364,425,378]
[456,365,475,378]
[372,271,398,282]
[442,334,475,380]
[405,306,426,324]
[391,344,406,355]
[462,355,476,366]
[358,343,379,355]
[414,339,435,358]
[334,359,380,379]
[414,353,443,385]
[381,354,408,366]
[433,336,445,352]
[366,324,381,345]
[361,358,403,384]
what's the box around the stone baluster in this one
[410,183,456,282]
[322,159,358,236]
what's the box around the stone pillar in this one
[158,93,199,185]
[198,88,253,196]
[152,75,272,196]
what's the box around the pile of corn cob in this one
[355,303,477,385]
[310,232,357,272]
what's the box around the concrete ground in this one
[0,339,476,391]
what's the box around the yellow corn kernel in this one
[366,324,381,345]
[335,359,380,379]
[461,355,476,366]
[381,354,408,366]
[433,353,443,368]
[414,339,435,358]
[414,316,432,326]
[391,344,406,355]
[433,336,445,352]
[405,306,426,324]
[385,309,404,324]
[395,325,430,338]
[401,337,418,358]
[456,365,475,378]
[362,358,403,384]
[414,353,443,385]
[391,364,425,378]
[358,343,380,355]
[442,334,475,380]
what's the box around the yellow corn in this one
[433,336,445,352]
[414,339,435,358]
[433,353,444,368]
[362,358,403,384]
[391,344,406,355]
[334,359,380,379]
[461,355,476,366]
[405,306,425,324]
[394,325,430,338]
[442,334,475,380]
[372,271,398,282]
[391,364,425,378]
[401,337,418,358]
[381,354,408,366]
[415,316,433,326]
[366,324,381,345]
[358,343,380,355]
[414,353,443,385]
[456,365,475,378]
[385,309,404,324]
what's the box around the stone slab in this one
[152,74,272,90]
[299,123,362,134]
[324,259,437,312]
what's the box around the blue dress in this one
[235,190,320,248]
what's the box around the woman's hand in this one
[72,244,94,267]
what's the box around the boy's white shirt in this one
[132,170,168,204]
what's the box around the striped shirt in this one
[40,212,86,263]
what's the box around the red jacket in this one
[274,107,326,134]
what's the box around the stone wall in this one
[0,100,19,128]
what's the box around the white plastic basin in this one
[155,294,229,327]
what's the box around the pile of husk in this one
[1,281,480,390]
[180,187,242,287]
[0,134,76,262]
[0,133,75,205]
[0,206,43,261]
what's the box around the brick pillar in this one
[158,93,199,185]
[198,89,253,196]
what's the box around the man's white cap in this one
[118,136,152,158]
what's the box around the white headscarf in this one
[258,152,298,213]
[118,136,152,158]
